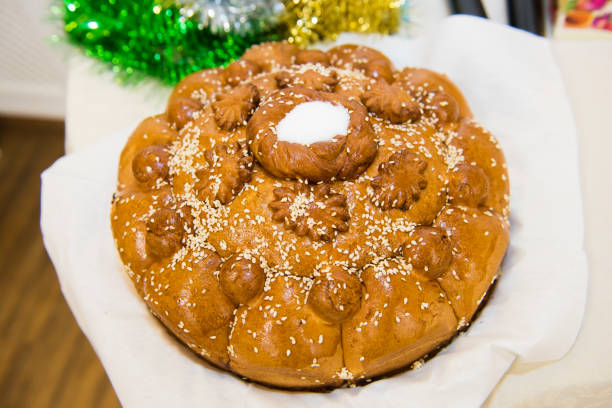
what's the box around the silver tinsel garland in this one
[175,0,285,35]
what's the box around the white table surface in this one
[64,37,612,408]
[484,40,612,407]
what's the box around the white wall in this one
[0,0,67,119]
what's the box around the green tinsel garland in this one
[57,0,279,85]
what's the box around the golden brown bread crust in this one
[110,42,510,389]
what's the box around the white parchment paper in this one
[41,16,588,408]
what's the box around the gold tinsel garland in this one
[282,0,405,46]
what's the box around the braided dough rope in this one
[111,42,510,389]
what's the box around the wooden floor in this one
[0,118,120,407]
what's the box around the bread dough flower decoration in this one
[276,68,338,92]
[327,44,395,83]
[268,183,350,241]
[362,80,421,124]
[212,83,260,131]
[196,142,253,204]
[371,149,428,210]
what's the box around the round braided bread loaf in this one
[111,42,510,389]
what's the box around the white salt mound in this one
[276,101,350,145]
